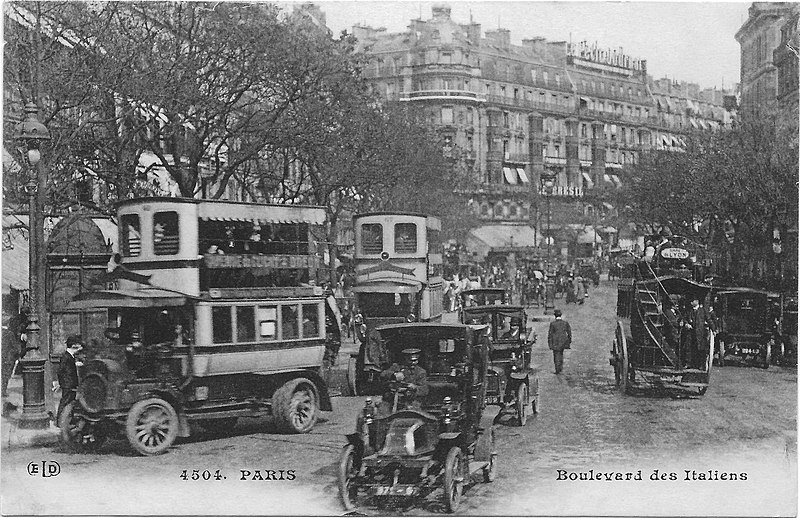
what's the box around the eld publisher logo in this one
[27,461,60,477]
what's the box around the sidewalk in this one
[1,374,61,450]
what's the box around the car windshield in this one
[378,327,469,375]
[106,307,194,345]
[357,292,416,318]
[463,309,524,340]
[724,294,766,335]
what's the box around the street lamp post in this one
[540,170,556,266]
[540,170,557,314]
[14,102,51,429]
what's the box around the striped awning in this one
[690,118,699,129]
[198,202,326,225]
[581,172,594,188]
[610,174,622,187]
[516,168,530,184]
[502,167,517,185]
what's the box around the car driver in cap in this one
[380,348,429,410]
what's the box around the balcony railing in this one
[505,152,529,163]
[400,90,483,102]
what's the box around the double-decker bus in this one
[346,212,444,395]
[61,197,333,455]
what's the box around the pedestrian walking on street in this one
[548,309,572,374]
[56,335,83,425]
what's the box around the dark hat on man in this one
[66,335,83,347]
[553,309,563,317]
[401,348,421,361]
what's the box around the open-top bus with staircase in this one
[60,197,333,455]
[610,237,714,396]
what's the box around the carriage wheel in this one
[516,383,529,426]
[616,322,630,394]
[338,444,358,510]
[612,338,622,385]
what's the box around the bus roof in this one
[117,197,326,225]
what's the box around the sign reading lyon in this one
[660,247,689,260]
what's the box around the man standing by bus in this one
[548,309,572,374]
[684,297,714,368]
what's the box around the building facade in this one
[735,2,797,115]
[772,4,800,115]
[350,4,734,260]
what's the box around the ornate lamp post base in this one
[17,314,51,429]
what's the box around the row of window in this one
[121,211,179,257]
[121,213,311,258]
[211,303,320,344]
[361,223,418,254]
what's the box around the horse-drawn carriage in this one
[610,241,714,396]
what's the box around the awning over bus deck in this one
[68,289,193,309]
[351,281,423,293]
[198,202,326,225]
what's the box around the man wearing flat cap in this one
[548,309,572,374]
[380,348,429,410]
[56,335,83,424]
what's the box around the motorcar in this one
[461,304,540,425]
[458,288,509,321]
[337,323,497,513]
[715,288,781,368]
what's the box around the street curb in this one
[1,415,60,450]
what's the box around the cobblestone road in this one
[1,281,796,516]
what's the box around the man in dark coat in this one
[56,335,83,425]
[548,309,572,374]
[684,297,714,368]
[380,348,429,412]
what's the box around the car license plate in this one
[740,349,758,355]
[374,485,418,497]
[485,395,501,404]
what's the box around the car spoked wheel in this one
[442,447,463,513]
[59,401,106,453]
[338,444,359,510]
[274,378,319,433]
[125,397,178,456]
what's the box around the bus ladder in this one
[635,287,680,367]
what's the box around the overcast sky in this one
[312,1,749,91]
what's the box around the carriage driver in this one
[380,348,429,410]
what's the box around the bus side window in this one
[121,214,141,257]
[361,224,383,254]
[258,306,277,340]
[394,223,417,253]
[236,306,256,343]
[282,304,299,340]
[212,306,232,344]
[302,303,320,338]
[153,211,180,255]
